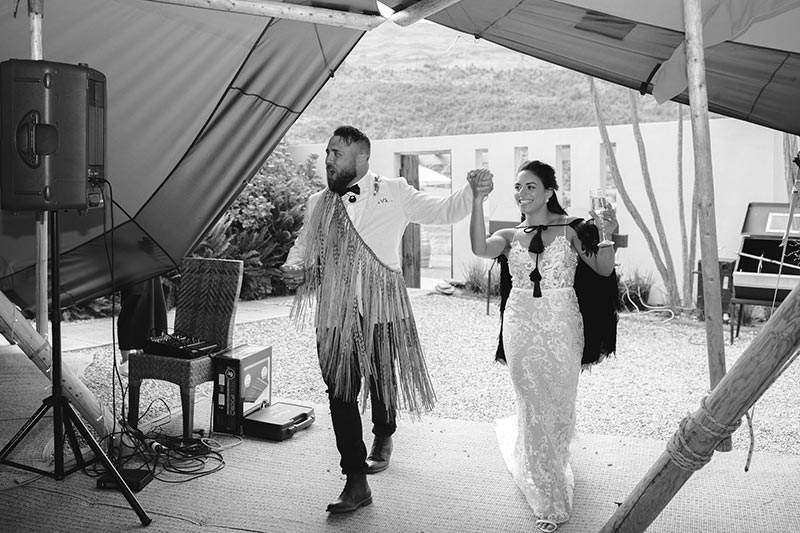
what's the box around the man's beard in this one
[327,165,357,194]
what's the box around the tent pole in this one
[599,281,800,532]
[142,0,384,31]
[29,1,48,338]
[390,0,463,27]
[0,292,115,440]
[600,1,742,530]
[684,0,730,452]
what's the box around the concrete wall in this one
[288,118,789,304]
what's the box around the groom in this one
[282,125,493,513]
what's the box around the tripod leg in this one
[61,406,88,469]
[64,403,151,525]
[0,400,52,461]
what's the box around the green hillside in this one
[284,21,681,144]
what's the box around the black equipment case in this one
[243,402,315,441]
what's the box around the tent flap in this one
[431,0,800,135]
[0,0,364,312]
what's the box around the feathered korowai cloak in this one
[494,218,622,368]
[291,191,435,416]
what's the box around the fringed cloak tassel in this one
[291,191,436,417]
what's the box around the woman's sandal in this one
[535,519,558,532]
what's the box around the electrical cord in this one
[97,179,127,428]
[86,180,226,483]
[148,432,226,483]
[619,275,675,322]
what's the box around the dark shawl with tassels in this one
[495,218,621,367]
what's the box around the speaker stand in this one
[0,211,151,526]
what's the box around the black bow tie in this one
[338,184,360,197]
[523,224,548,254]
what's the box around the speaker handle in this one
[16,110,59,168]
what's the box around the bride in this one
[467,161,618,532]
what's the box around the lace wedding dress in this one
[495,232,584,525]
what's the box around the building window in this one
[475,148,489,169]
[599,142,618,203]
[555,144,571,209]
[514,146,529,171]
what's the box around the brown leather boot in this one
[326,473,372,513]
[366,435,393,474]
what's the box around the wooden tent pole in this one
[142,0,384,31]
[601,281,800,532]
[390,0,463,27]
[600,2,758,530]
[29,0,48,337]
[683,0,730,452]
[0,290,114,439]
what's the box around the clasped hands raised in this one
[467,168,494,199]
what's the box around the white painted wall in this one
[288,118,789,304]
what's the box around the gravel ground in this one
[78,290,800,456]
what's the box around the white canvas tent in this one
[0,0,370,312]
[429,0,800,136]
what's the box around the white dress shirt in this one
[286,170,474,271]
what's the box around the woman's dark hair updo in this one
[518,160,568,215]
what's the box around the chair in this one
[128,257,243,440]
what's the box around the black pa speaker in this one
[0,59,106,211]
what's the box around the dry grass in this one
[78,290,800,456]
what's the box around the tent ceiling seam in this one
[229,86,301,114]
[110,199,182,267]
[747,52,791,120]
[477,0,524,40]
[313,24,334,78]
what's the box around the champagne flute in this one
[589,189,614,246]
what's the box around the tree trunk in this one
[676,105,692,307]
[682,0,729,451]
[589,78,673,301]
[689,170,700,308]
[629,91,680,306]
[784,133,798,197]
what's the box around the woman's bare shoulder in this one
[494,227,517,242]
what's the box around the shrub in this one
[62,295,117,321]
[193,141,324,299]
[463,259,501,297]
